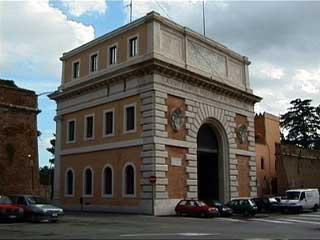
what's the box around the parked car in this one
[280,189,320,213]
[226,198,258,217]
[0,195,24,222]
[175,199,219,218]
[203,200,233,216]
[252,197,281,213]
[9,195,64,222]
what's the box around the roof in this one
[0,79,18,88]
[61,11,247,63]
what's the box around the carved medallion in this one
[236,124,248,144]
[170,107,185,132]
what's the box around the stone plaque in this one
[171,157,182,166]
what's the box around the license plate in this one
[9,215,16,219]
[52,213,58,217]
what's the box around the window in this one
[90,53,98,72]
[109,46,117,65]
[67,119,76,143]
[261,157,264,170]
[65,169,74,196]
[84,114,94,140]
[72,61,80,79]
[129,36,138,57]
[102,166,113,197]
[124,104,136,133]
[83,168,93,196]
[103,109,114,136]
[123,163,135,197]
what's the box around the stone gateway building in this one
[49,12,261,215]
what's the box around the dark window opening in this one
[85,116,94,138]
[68,120,75,142]
[125,165,134,195]
[129,37,138,57]
[261,157,264,170]
[104,167,112,195]
[126,106,135,131]
[84,169,92,195]
[66,170,73,195]
[90,53,98,72]
[73,62,80,79]
[109,46,117,65]
[105,111,113,135]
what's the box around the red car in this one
[0,195,24,222]
[175,199,219,217]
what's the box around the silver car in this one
[10,195,64,222]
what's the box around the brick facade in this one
[0,80,40,195]
[276,144,320,195]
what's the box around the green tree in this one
[45,134,55,199]
[280,99,320,149]
[46,134,55,164]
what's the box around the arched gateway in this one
[197,118,230,202]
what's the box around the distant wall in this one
[276,144,320,195]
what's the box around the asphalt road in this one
[0,211,320,239]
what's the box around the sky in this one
[1,0,320,167]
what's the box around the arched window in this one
[65,168,74,196]
[83,167,93,196]
[102,166,113,197]
[123,163,135,197]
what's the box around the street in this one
[0,211,319,239]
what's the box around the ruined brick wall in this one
[276,144,320,195]
[0,83,40,195]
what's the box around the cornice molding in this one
[49,58,261,105]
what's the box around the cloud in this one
[293,69,320,95]
[0,0,95,91]
[61,0,107,17]
[123,1,320,115]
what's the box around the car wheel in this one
[200,212,207,218]
[243,210,250,217]
[313,205,319,212]
[31,214,39,223]
[51,220,58,223]
[176,211,182,217]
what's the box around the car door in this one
[16,197,31,217]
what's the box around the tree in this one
[280,98,320,149]
[46,134,55,165]
[45,134,56,199]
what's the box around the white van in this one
[281,189,319,212]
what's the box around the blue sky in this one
[1,1,320,167]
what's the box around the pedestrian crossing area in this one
[216,212,320,226]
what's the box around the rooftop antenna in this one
[202,0,206,37]
[130,0,133,22]
[125,0,133,23]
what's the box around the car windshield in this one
[0,196,12,204]
[26,196,48,205]
[196,201,207,207]
[248,200,256,206]
[287,191,300,200]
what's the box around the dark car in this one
[226,198,258,217]
[175,199,219,218]
[203,200,233,216]
[252,197,281,213]
[0,195,24,222]
[10,195,63,222]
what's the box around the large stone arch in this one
[188,103,234,202]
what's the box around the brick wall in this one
[276,144,320,195]
[0,83,40,195]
